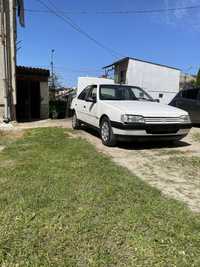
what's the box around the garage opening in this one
[16,66,50,122]
[16,80,40,121]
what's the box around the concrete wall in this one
[0,0,17,122]
[40,82,49,119]
[0,8,5,121]
[9,0,17,106]
[126,59,181,104]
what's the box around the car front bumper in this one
[111,122,192,137]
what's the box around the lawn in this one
[0,130,23,147]
[0,128,200,266]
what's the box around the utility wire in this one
[55,66,102,73]
[24,64,101,73]
[26,4,200,15]
[35,0,124,58]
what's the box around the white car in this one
[71,84,191,146]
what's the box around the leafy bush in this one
[49,100,67,119]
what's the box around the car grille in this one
[144,117,181,124]
[146,125,179,134]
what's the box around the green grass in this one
[0,130,23,147]
[0,128,200,266]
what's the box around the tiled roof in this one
[17,66,50,77]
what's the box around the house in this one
[180,73,196,90]
[16,66,50,122]
[103,57,181,104]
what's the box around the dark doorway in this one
[16,80,41,121]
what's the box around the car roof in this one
[98,84,141,87]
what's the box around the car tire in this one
[72,112,81,130]
[100,117,116,147]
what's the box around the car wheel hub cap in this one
[101,122,109,142]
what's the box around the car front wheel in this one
[72,112,81,129]
[100,118,116,147]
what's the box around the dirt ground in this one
[4,119,200,212]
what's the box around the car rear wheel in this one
[100,118,116,147]
[72,112,81,129]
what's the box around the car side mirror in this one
[86,96,97,103]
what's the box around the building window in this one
[119,70,126,84]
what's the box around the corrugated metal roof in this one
[103,57,181,71]
[16,66,50,76]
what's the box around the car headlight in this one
[179,115,191,123]
[121,114,145,124]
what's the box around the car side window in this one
[87,86,97,99]
[78,86,90,100]
[182,89,199,100]
[100,87,116,100]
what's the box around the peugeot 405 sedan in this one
[71,84,192,146]
[170,87,200,126]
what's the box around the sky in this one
[17,0,200,87]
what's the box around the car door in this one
[76,86,90,122]
[84,85,99,127]
[177,88,200,123]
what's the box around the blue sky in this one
[17,0,200,87]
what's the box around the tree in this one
[196,68,200,87]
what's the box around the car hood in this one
[103,101,188,117]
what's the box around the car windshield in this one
[100,85,153,101]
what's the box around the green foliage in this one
[49,100,67,119]
[0,128,200,266]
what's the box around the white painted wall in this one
[126,59,181,104]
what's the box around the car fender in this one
[98,102,122,124]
